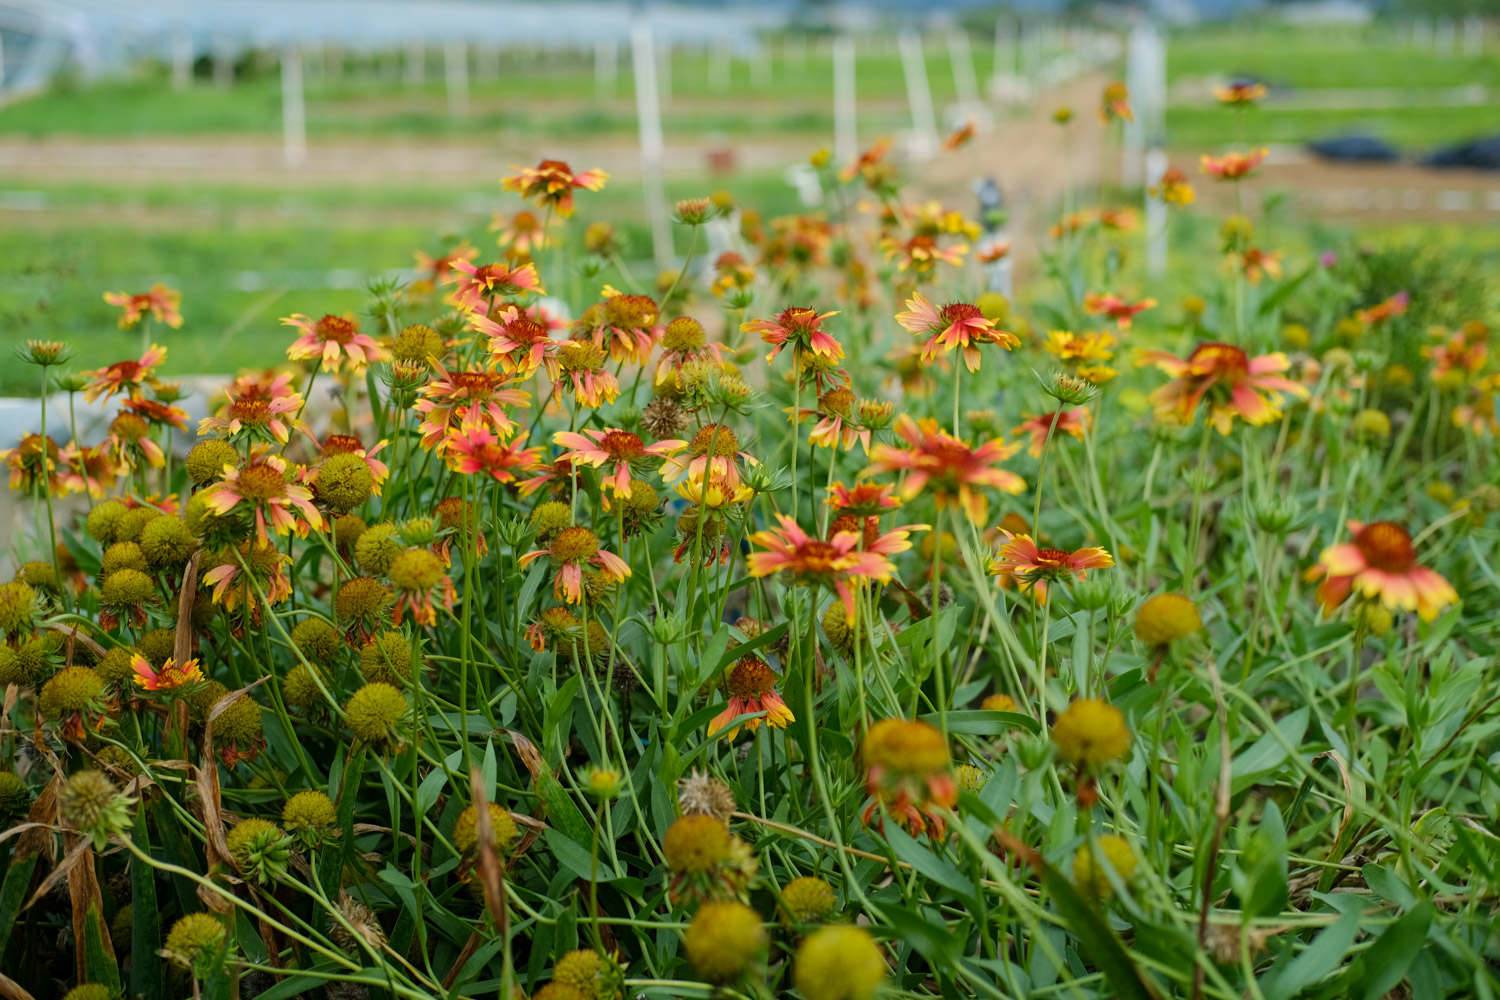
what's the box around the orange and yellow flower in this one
[743,306,843,365]
[988,533,1113,602]
[85,345,166,402]
[442,420,542,484]
[866,415,1025,525]
[1014,408,1090,457]
[1357,292,1410,328]
[1307,520,1457,622]
[1139,342,1308,434]
[282,313,388,372]
[199,370,303,445]
[202,453,324,544]
[449,259,545,314]
[1201,148,1268,181]
[895,292,1019,373]
[1150,167,1196,206]
[132,653,202,692]
[1215,80,1267,106]
[519,526,630,604]
[103,284,182,330]
[502,159,608,217]
[553,427,678,498]
[747,514,896,621]
[709,656,795,740]
[1083,292,1156,330]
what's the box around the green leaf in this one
[1038,859,1161,1000]
[1352,902,1432,1000]
[1257,264,1314,317]
[131,805,164,1000]
[884,823,976,903]
[918,709,1040,736]
[1232,708,1308,783]
[1260,904,1363,998]
[544,828,621,883]
[871,900,962,965]
[1233,800,1288,921]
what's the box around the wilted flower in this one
[861,718,956,837]
[709,655,794,740]
[520,526,630,604]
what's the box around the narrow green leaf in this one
[1038,860,1161,1000]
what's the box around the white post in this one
[1122,22,1165,188]
[897,31,938,158]
[657,40,672,104]
[444,41,469,116]
[1461,18,1481,56]
[170,29,192,90]
[709,41,730,91]
[405,41,425,86]
[631,25,673,272]
[212,38,233,88]
[594,39,617,98]
[990,18,1009,91]
[947,30,980,109]
[1145,147,1167,277]
[281,45,307,168]
[833,35,857,170]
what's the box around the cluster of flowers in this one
[0,78,1486,1000]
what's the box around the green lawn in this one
[0,172,805,395]
[1168,102,1500,151]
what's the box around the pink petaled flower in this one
[1139,342,1309,435]
[656,423,755,490]
[517,456,580,498]
[0,434,62,494]
[282,313,389,373]
[555,340,620,409]
[1200,148,1267,181]
[106,412,166,472]
[988,532,1113,603]
[198,370,303,445]
[895,292,1019,373]
[747,514,896,622]
[709,656,795,741]
[866,415,1026,526]
[414,241,478,286]
[131,653,203,692]
[1015,408,1090,457]
[442,420,542,484]
[474,305,562,378]
[589,290,662,366]
[1083,292,1156,330]
[202,453,324,544]
[317,433,390,493]
[1357,291,1410,327]
[103,284,182,330]
[879,233,968,275]
[828,480,903,516]
[449,259,545,313]
[502,159,609,217]
[519,525,630,605]
[797,387,869,453]
[200,540,292,617]
[415,361,531,449]
[490,209,552,258]
[85,345,166,402]
[122,397,189,432]
[1307,520,1457,622]
[742,306,843,365]
[57,442,118,498]
[553,427,678,498]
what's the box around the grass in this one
[1168,102,1500,152]
[0,172,807,394]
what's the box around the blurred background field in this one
[1,4,1498,394]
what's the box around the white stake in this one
[170,28,191,90]
[947,30,980,108]
[213,37,233,88]
[990,18,1009,91]
[657,40,672,104]
[281,45,307,168]
[1145,147,1167,277]
[405,41,425,86]
[833,35,857,169]
[709,41,730,91]
[631,24,673,271]
[444,41,469,117]
[897,31,938,158]
[595,39,617,98]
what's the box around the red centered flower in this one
[502,159,608,217]
[1139,342,1308,434]
[1201,148,1268,181]
[1014,408,1090,457]
[449,259,545,313]
[553,427,677,498]
[895,292,1019,373]
[132,654,203,692]
[1307,520,1458,622]
[742,306,843,365]
[519,526,630,605]
[202,453,324,544]
[442,419,541,484]
[282,313,388,372]
[1083,292,1156,330]
[1215,81,1267,106]
[747,514,896,622]
[475,305,562,377]
[827,481,903,516]
[988,533,1114,603]
[866,415,1025,525]
[414,241,478,286]
[415,361,531,448]
[1357,292,1410,327]
[85,345,166,402]
[103,284,182,329]
[199,370,303,445]
[708,656,795,740]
